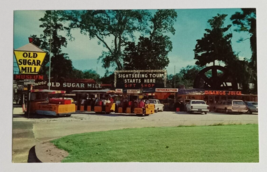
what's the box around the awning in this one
[71,89,110,93]
[31,89,66,94]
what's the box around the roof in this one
[15,43,45,52]
[71,89,110,93]
[31,89,66,94]
[177,88,205,95]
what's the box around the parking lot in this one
[12,108,258,163]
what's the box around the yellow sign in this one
[14,51,46,74]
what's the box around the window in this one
[233,101,245,105]
[192,101,205,104]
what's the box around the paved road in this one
[12,107,258,163]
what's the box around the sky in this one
[13,9,252,77]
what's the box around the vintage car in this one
[244,101,258,114]
[185,100,209,114]
[148,99,164,113]
[213,99,248,114]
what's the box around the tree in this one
[123,35,172,70]
[30,34,50,75]
[167,65,202,88]
[64,10,151,70]
[167,74,182,88]
[231,9,257,93]
[194,14,235,66]
[83,69,100,81]
[123,10,177,70]
[36,10,74,80]
[71,68,83,79]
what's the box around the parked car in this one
[213,99,248,114]
[185,100,209,114]
[244,101,258,114]
[148,99,164,113]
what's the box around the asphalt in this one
[12,107,258,163]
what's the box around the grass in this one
[51,124,259,162]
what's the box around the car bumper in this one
[189,109,209,112]
[230,109,248,113]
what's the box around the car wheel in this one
[225,109,229,114]
[155,109,158,113]
[248,110,252,114]
[204,112,207,114]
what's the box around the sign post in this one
[26,84,32,118]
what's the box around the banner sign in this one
[14,43,46,74]
[155,88,178,92]
[35,81,103,89]
[33,80,112,90]
[14,74,44,80]
[126,89,141,94]
[204,90,242,96]
[114,70,167,88]
[115,89,123,93]
[14,51,46,74]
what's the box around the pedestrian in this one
[139,99,145,114]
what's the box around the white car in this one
[186,100,209,114]
[148,99,164,113]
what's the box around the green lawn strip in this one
[51,124,259,162]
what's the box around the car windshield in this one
[233,101,245,105]
[149,100,156,104]
[192,101,205,104]
[251,102,258,106]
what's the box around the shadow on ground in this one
[75,112,146,117]
[28,146,41,163]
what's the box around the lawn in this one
[51,124,259,162]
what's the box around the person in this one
[139,99,145,114]
[128,99,133,112]
[91,98,95,111]
[102,98,106,110]
[109,96,114,104]
[180,101,185,111]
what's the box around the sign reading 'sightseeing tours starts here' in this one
[14,43,46,74]
[114,70,167,88]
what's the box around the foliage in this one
[40,11,74,80]
[52,124,258,162]
[231,9,257,94]
[63,10,151,70]
[194,14,235,66]
[70,68,83,79]
[64,10,177,71]
[123,10,177,70]
[123,35,172,70]
[31,11,74,80]
[83,69,100,81]
[100,72,114,85]
[167,65,202,88]
[226,59,253,93]
[30,35,50,75]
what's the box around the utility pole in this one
[48,10,53,90]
